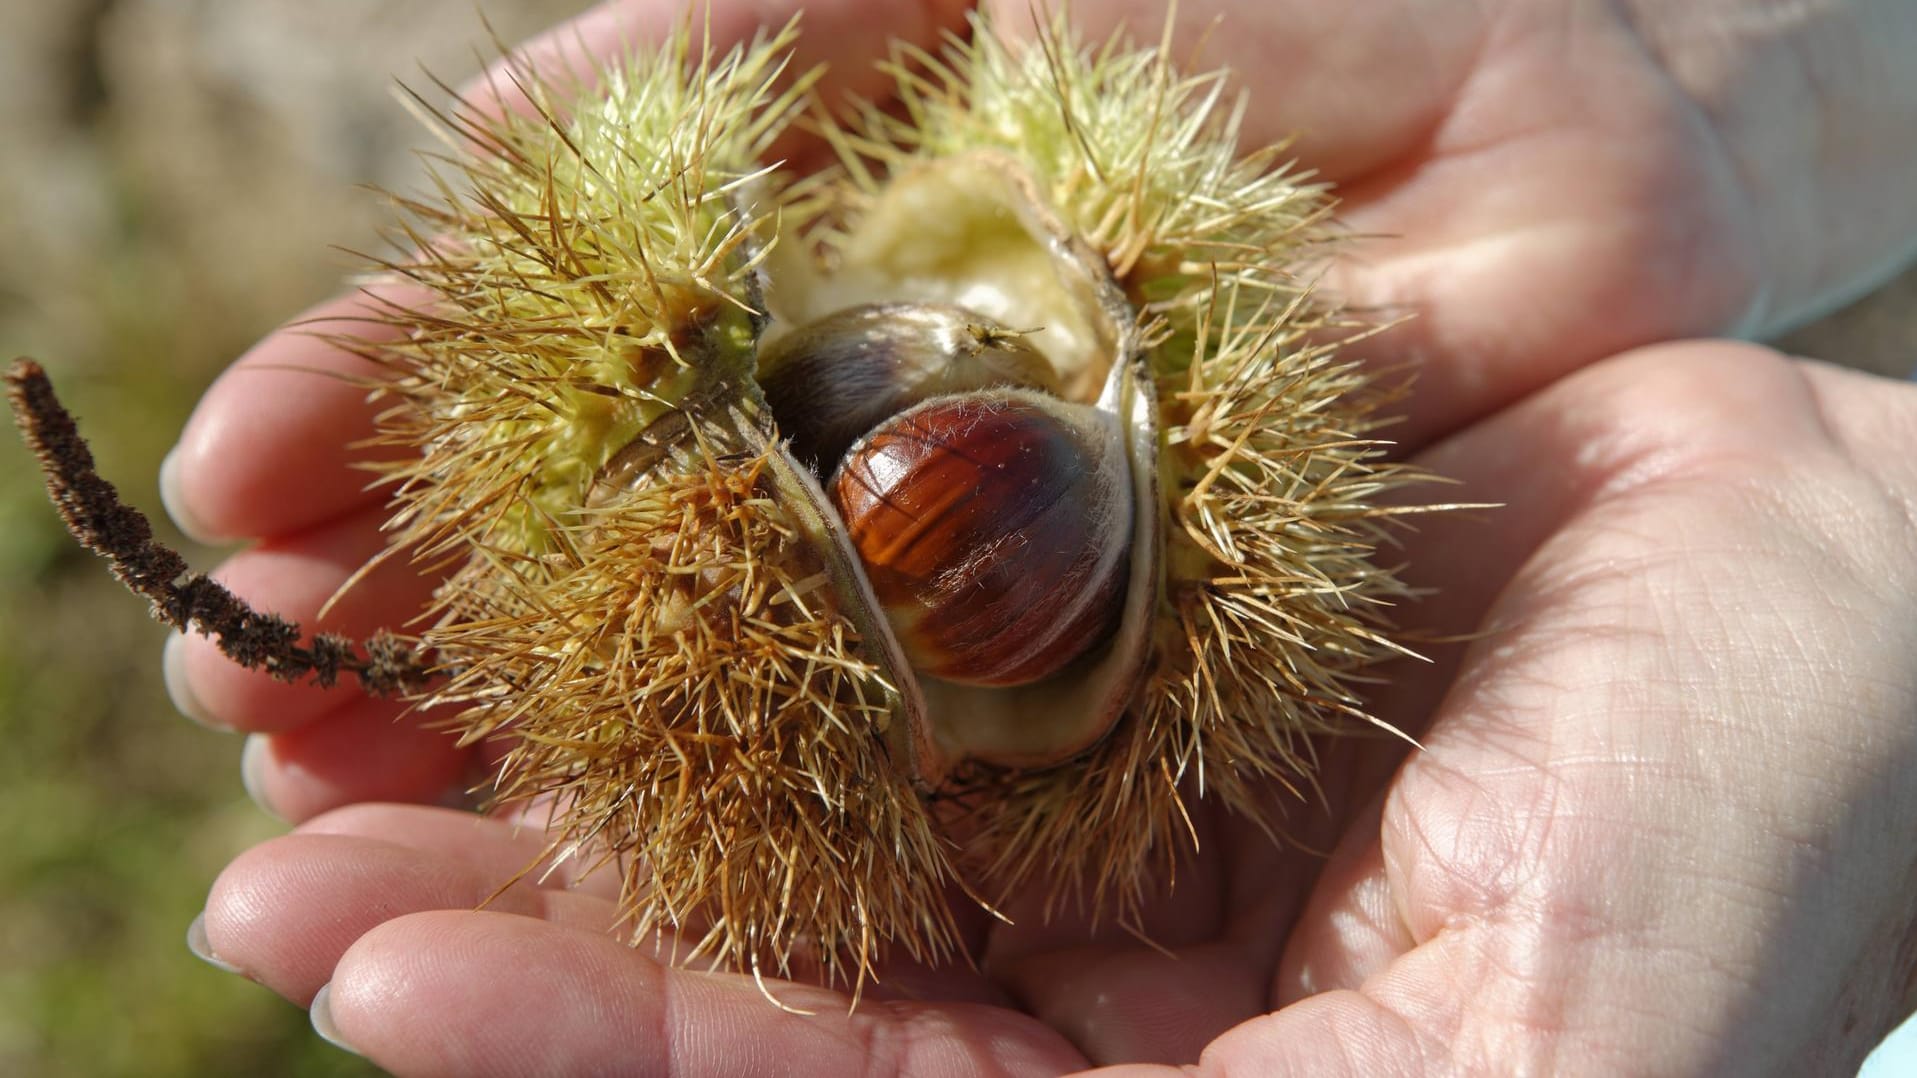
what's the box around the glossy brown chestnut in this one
[829,390,1130,687]
[757,302,1060,474]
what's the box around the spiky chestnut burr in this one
[757,302,1060,472]
[371,8,1434,974]
[10,13,1443,996]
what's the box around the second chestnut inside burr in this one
[756,303,1060,476]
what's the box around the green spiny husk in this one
[351,12,1434,991]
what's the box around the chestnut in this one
[756,302,1060,474]
[829,390,1130,687]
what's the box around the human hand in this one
[157,1,1917,1071]
[192,339,1917,1074]
[159,0,1917,817]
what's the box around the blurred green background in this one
[0,4,589,1075]
[0,2,1911,1075]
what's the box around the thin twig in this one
[5,357,430,696]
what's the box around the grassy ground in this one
[0,3,1910,1075]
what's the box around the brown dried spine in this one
[4,358,430,696]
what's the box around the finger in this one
[165,283,429,542]
[1186,988,1433,1077]
[203,821,626,1004]
[318,910,1086,1078]
[1026,954,1510,1076]
[1265,792,1412,1008]
[1306,8,1759,450]
[467,0,973,164]
[981,813,1265,1066]
[239,698,469,824]
[994,1,1764,452]
[208,803,1011,1011]
[984,0,1484,184]
[985,798,1231,965]
[165,502,441,733]
[980,777,1398,1067]
[991,939,1272,1067]
[1327,75,1759,450]
[297,803,626,903]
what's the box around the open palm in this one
[166,2,1917,1073]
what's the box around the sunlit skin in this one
[160,1,1917,1073]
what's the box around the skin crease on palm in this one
[151,0,1917,1074]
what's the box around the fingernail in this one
[240,735,285,822]
[159,446,220,545]
[309,983,362,1057]
[184,911,242,974]
[163,633,232,732]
